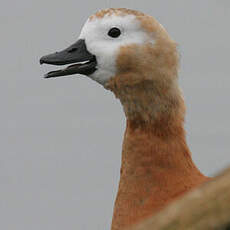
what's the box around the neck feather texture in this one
[108,79,208,230]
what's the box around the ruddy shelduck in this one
[40,8,209,230]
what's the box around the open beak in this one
[40,39,97,78]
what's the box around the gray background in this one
[1,0,229,229]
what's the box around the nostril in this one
[68,47,78,53]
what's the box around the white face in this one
[79,14,154,85]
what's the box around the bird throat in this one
[108,78,208,230]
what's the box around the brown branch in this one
[130,167,230,230]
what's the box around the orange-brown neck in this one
[111,120,208,230]
[109,82,208,230]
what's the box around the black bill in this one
[40,39,97,78]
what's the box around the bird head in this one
[40,8,182,122]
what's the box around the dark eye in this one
[108,27,121,38]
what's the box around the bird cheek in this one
[116,45,141,74]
